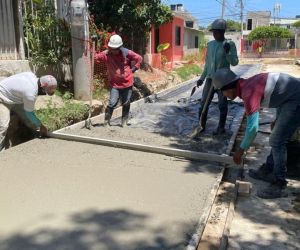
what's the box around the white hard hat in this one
[210,19,227,31]
[212,68,240,90]
[40,75,57,87]
[108,34,123,48]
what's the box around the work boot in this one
[257,180,288,199]
[104,107,113,126]
[121,103,130,127]
[212,126,225,135]
[248,163,275,183]
[121,117,129,127]
[213,115,226,135]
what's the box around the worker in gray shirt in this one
[0,72,57,151]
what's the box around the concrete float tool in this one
[47,132,242,168]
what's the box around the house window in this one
[247,19,252,30]
[155,28,160,53]
[195,36,199,48]
[186,21,194,28]
[170,4,176,11]
[175,26,181,46]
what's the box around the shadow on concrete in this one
[0,209,195,250]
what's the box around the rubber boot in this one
[104,107,113,126]
[121,103,130,127]
[213,115,226,135]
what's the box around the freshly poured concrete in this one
[0,139,221,250]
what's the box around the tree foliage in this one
[88,0,173,54]
[207,19,241,31]
[226,20,241,31]
[22,0,71,68]
[248,26,292,41]
[292,20,300,28]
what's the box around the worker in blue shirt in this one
[196,19,239,135]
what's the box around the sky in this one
[165,0,300,27]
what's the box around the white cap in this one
[108,34,123,48]
[40,75,57,87]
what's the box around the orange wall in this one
[151,16,184,62]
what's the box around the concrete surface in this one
[0,64,263,250]
[0,139,221,250]
[228,109,300,250]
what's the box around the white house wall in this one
[183,28,201,56]
[204,32,242,56]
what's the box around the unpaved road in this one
[0,139,220,250]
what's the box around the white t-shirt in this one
[0,72,38,112]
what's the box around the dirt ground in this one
[241,58,300,78]
[228,60,300,250]
[228,109,300,250]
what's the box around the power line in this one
[214,0,240,16]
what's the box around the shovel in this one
[189,84,214,139]
[190,85,197,97]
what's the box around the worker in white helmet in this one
[95,34,143,127]
[0,72,57,151]
[195,19,239,135]
[212,68,300,199]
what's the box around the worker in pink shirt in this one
[95,34,143,127]
[213,68,300,199]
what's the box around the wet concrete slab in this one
[0,139,221,250]
[0,64,263,250]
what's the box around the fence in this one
[241,38,300,58]
[0,0,18,59]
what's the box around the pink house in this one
[145,4,201,69]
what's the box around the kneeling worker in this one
[212,68,300,199]
[0,72,57,151]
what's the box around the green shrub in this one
[175,64,202,81]
[36,100,89,131]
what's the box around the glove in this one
[39,124,48,137]
[223,42,231,54]
[197,79,204,87]
[131,66,138,73]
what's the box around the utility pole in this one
[240,0,244,37]
[273,3,281,25]
[221,0,226,19]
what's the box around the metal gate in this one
[0,0,18,59]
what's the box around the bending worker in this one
[0,72,57,151]
[196,19,238,135]
[212,68,300,199]
[95,34,142,127]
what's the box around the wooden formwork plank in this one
[197,182,237,250]
[48,132,242,167]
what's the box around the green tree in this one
[292,20,300,28]
[226,19,241,31]
[206,19,241,31]
[23,0,71,68]
[88,0,173,54]
[248,26,292,41]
